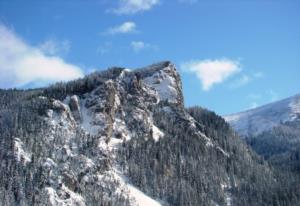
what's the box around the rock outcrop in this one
[0,61,297,206]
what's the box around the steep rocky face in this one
[0,61,185,206]
[0,61,298,206]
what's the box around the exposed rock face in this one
[68,95,81,122]
[0,61,296,206]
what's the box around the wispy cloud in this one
[96,42,113,55]
[103,21,137,35]
[247,93,262,100]
[245,90,279,110]
[230,74,250,88]
[38,39,71,56]
[229,71,263,89]
[112,0,160,15]
[181,58,241,91]
[0,24,83,89]
[130,41,158,52]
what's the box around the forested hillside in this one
[0,62,299,205]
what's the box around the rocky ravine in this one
[0,61,290,206]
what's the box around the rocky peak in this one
[79,61,183,106]
[2,61,284,206]
[137,61,184,107]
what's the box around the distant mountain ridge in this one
[224,93,300,137]
[224,93,300,172]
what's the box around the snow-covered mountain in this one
[224,94,300,137]
[225,94,300,173]
[1,61,299,205]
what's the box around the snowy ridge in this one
[224,93,300,137]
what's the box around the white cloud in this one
[181,59,241,91]
[104,21,137,35]
[112,0,160,15]
[0,24,83,89]
[130,41,158,52]
[38,39,71,55]
[131,41,146,52]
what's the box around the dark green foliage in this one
[43,67,124,100]
[247,120,300,172]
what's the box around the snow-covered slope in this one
[1,61,293,206]
[224,94,300,137]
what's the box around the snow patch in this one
[152,124,164,142]
[113,118,132,141]
[194,130,213,147]
[216,146,230,157]
[289,97,300,121]
[143,67,178,103]
[126,182,162,206]
[43,158,57,169]
[113,169,163,206]
[185,112,214,147]
[45,185,85,206]
[80,100,106,135]
[14,138,31,163]
[109,117,133,158]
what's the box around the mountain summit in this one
[0,62,299,205]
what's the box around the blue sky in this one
[0,0,299,115]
